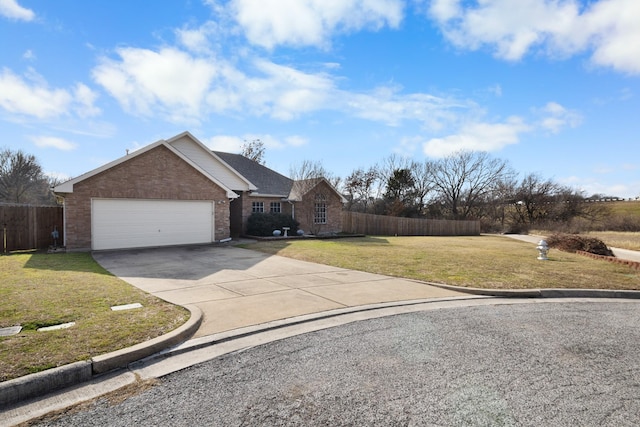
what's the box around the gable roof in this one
[167,132,257,192]
[213,151,294,197]
[289,178,348,203]
[53,131,345,204]
[54,134,239,198]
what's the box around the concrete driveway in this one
[93,244,467,337]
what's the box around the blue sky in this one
[1,0,639,198]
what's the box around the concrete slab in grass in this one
[0,325,22,336]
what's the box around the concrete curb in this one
[423,282,640,299]
[92,304,202,375]
[0,361,93,409]
[133,296,492,365]
[4,284,640,409]
[0,304,202,408]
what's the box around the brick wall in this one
[235,193,293,235]
[61,145,230,250]
[295,180,343,235]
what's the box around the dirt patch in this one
[547,234,614,256]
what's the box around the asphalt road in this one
[38,301,640,427]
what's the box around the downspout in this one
[287,200,295,219]
[61,197,67,248]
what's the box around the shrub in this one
[246,213,300,237]
[546,233,614,256]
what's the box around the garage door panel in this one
[92,199,214,250]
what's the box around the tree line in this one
[291,150,623,233]
[4,142,633,232]
[0,148,58,206]
[244,139,633,232]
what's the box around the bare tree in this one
[289,160,341,189]
[240,139,266,165]
[511,173,560,225]
[430,151,514,220]
[344,167,378,212]
[411,160,436,215]
[0,148,55,205]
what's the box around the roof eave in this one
[52,138,167,194]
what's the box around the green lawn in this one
[240,235,640,290]
[0,252,188,382]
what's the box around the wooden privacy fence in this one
[0,205,63,252]
[342,211,480,236]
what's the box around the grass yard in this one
[0,252,189,382]
[583,231,640,251]
[609,201,640,216]
[240,235,640,291]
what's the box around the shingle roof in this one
[288,178,323,201]
[213,151,294,196]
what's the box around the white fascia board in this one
[52,138,167,194]
[166,131,258,191]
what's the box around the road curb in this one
[4,285,640,409]
[0,304,202,408]
[423,282,640,299]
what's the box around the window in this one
[270,202,281,213]
[314,193,327,224]
[252,201,264,213]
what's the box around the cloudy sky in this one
[1,0,639,197]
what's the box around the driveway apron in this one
[93,245,467,337]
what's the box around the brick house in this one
[54,132,345,251]
[213,151,345,237]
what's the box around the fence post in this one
[2,223,6,255]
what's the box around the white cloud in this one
[73,83,101,118]
[0,68,101,121]
[92,45,342,123]
[581,0,640,73]
[30,136,77,151]
[394,135,423,156]
[92,47,218,123]
[90,43,477,131]
[561,176,638,198]
[176,21,221,54]
[536,101,582,133]
[228,0,404,49]
[423,117,532,158]
[247,60,335,120]
[343,85,471,129]
[0,68,72,118]
[204,135,244,152]
[22,49,35,60]
[204,133,309,153]
[0,0,34,21]
[285,135,308,147]
[428,0,640,74]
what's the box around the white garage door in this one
[92,199,214,250]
